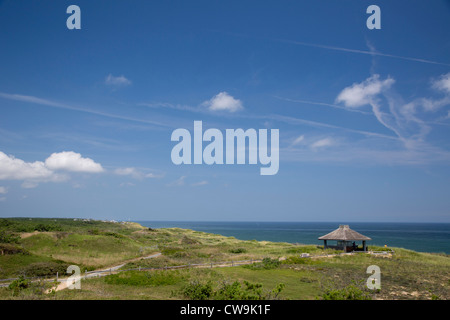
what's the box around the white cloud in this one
[191,180,208,187]
[45,151,104,173]
[336,75,403,139]
[114,167,161,180]
[105,74,131,86]
[168,175,186,187]
[0,151,60,181]
[21,181,39,189]
[311,138,335,149]
[0,186,7,194]
[114,167,141,178]
[0,150,103,188]
[291,135,305,146]
[336,74,394,108]
[119,182,135,187]
[419,72,450,112]
[432,72,450,94]
[203,92,243,112]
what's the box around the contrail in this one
[277,38,450,67]
[0,92,171,128]
[262,114,400,141]
[217,30,450,67]
[273,95,372,115]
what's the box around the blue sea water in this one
[136,221,450,254]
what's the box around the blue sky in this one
[0,0,449,222]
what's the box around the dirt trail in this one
[49,252,161,292]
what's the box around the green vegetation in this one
[20,262,69,278]
[180,280,213,300]
[243,257,281,270]
[0,231,20,244]
[0,217,152,278]
[0,217,449,300]
[7,275,56,298]
[8,275,30,296]
[180,279,285,300]
[105,270,186,287]
[318,281,372,300]
[229,248,247,254]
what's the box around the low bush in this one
[8,276,56,297]
[0,243,29,255]
[243,258,281,270]
[318,281,372,300]
[34,223,62,232]
[8,276,30,296]
[181,280,213,300]
[229,248,247,254]
[215,280,263,300]
[88,229,100,235]
[282,256,319,265]
[181,279,286,300]
[181,236,200,245]
[20,261,69,277]
[0,231,21,244]
[162,246,183,256]
[0,219,13,228]
[102,231,124,239]
[104,270,184,286]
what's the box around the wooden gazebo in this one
[318,225,371,252]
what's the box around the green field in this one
[0,218,449,300]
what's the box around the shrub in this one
[318,282,372,300]
[8,276,56,297]
[229,248,247,254]
[181,279,286,300]
[8,276,30,296]
[215,280,265,300]
[0,231,20,244]
[20,262,69,277]
[34,223,62,232]
[243,257,281,270]
[0,219,13,228]
[102,231,124,239]
[282,256,319,265]
[0,243,29,255]
[181,236,200,245]
[55,232,70,239]
[162,246,183,256]
[104,270,184,286]
[182,280,213,300]
[88,229,100,235]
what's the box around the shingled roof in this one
[318,225,371,241]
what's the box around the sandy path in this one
[49,252,161,292]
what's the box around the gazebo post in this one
[323,240,327,249]
[363,240,366,251]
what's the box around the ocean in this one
[136,221,450,254]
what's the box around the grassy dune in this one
[0,218,449,300]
